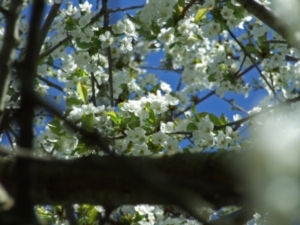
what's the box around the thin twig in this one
[140,66,183,73]
[233,55,246,77]
[236,62,259,79]
[236,0,300,52]
[87,7,104,26]
[37,2,61,53]
[36,75,64,93]
[0,0,23,129]
[102,0,114,107]
[227,29,278,100]
[214,95,300,130]
[107,47,114,107]
[219,97,248,114]
[38,35,71,60]
[175,91,215,118]
[176,77,182,92]
[108,4,145,13]
[91,72,97,106]
[175,0,197,24]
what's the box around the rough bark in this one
[0,152,249,208]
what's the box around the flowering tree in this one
[0,0,300,224]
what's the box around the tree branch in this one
[0,0,22,131]
[11,0,45,223]
[37,2,61,54]
[237,0,300,52]
[0,152,247,207]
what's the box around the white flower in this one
[160,81,172,93]
[145,73,157,84]
[75,52,91,66]
[99,31,114,48]
[233,114,242,121]
[163,137,179,152]
[157,27,175,46]
[221,6,234,20]
[124,18,137,38]
[79,1,92,13]
[177,18,195,36]
[112,20,126,34]
[132,143,151,156]
[165,94,179,106]
[61,136,78,154]
[160,122,174,133]
[216,131,231,149]
[152,131,168,145]
[79,27,93,43]
[119,36,133,53]
[203,0,215,8]
[78,14,91,27]
[123,100,141,114]
[126,127,147,144]
[151,100,168,114]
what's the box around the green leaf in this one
[77,82,88,103]
[194,8,208,23]
[245,44,259,54]
[175,4,184,14]
[133,212,144,223]
[187,122,198,131]
[48,119,61,136]
[208,114,221,126]
[128,114,140,129]
[198,112,222,126]
[75,37,101,49]
[87,207,98,223]
[220,113,230,125]
[81,114,94,131]
[191,104,199,122]
[146,103,156,124]
[65,17,77,31]
[150,22,161,36]
[183,147,191,153]
[178,0,185,8]
[66,97,82,107]
[106,111,120,125]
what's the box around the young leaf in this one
[106,111,120,125]
[220,113,230,125]
[77,82,88,103]
[81,114,94,131]
[194,8,208,23]
[187,122,198,131]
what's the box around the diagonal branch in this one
[236,0,300,52]
[0,0,23,130]
[12,0,45,223]
[37,2,61,54]
[0,152,247,207]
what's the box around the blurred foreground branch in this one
[0,152,250,207]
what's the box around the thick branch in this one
[237,0,300,52]
[0,152,247,207]
[0,1,22,127]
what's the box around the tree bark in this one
[0,152,249,208]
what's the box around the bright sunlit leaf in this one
[194,8,208,23]
[77,82,88,104]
